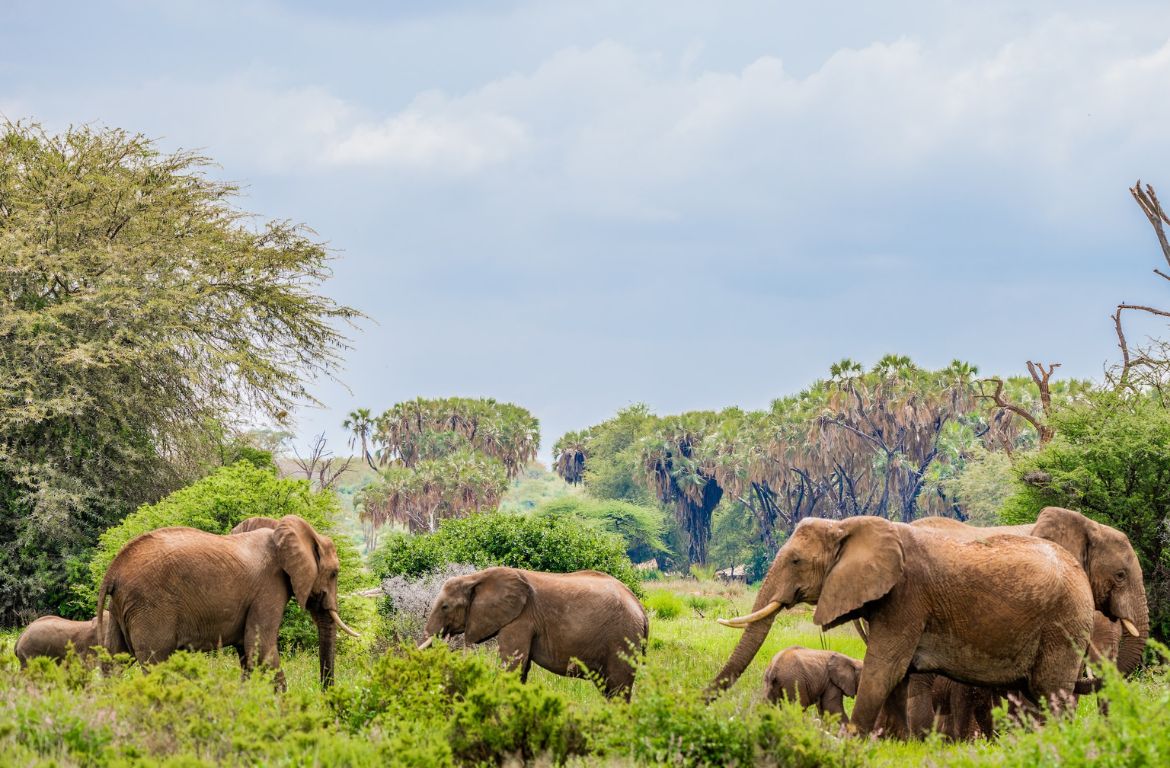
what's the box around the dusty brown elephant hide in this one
[708,516,1095,735]
[97,514,358,688]
[421,567,648,700]
[15,613,109,667]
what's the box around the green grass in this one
[1,588,1167,766]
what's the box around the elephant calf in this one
[15,613,108,667]
[763,647,862,722]
[421,567,649,700]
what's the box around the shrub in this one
[80,462,368,649]
[533,496,671,563]
[644,590,685,620]
[378,563,479,643]
[328,642,587,764]
[372,511,643,597]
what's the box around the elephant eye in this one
[1115,569,1127,580]
[442,602,449,611]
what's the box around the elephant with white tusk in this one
[708,516,1095,736]
[97,514,358,689]
[419,567,648,700]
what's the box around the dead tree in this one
[291,433,353,491]
[1113,181,1170,390]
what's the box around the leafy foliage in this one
[533,495,671,564]
[0,122,358,625]
[371,511,643,597]
[355,397,539,535]
[1001,390,1170,642]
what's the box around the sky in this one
[3,1,1170,458]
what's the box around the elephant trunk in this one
[1115,586,1149,676]
[707,573,785,697]
[708,613,778,697]
[313,611,337,688]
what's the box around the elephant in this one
[96,514,359,688]
[708,516,1095,735]
[420,567,648,700]
[762,647,862,721]
[912,507,1148,673]
[15,613,109,667]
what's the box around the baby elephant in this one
[420,567,648,699]
[15,613,108,667]
[764,647,862,722]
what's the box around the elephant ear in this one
[828,654,862,697]
[231,516,281,535]
[814,517,905,628]
[1032,507,1089,567]
[273,515,321,609]
[465,568,531,644]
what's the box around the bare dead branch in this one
[1131,181,1170,270]
[976,376,1054,444]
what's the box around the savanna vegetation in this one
[5,121,1170,765]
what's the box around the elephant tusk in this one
[1121,618,1141,638]
[417,636,434,650]
[329,609,361,638]
[717,601,781,628]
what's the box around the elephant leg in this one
[973,687,996,739]
[904,673,935,738]
[242,607,284,691]
[851,635,915,736]
[495,623,533,682]
[819,685,847,723]
[604,654,636,701]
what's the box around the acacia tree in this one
[0,123,359,624]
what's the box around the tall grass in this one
[1,592,1166,766]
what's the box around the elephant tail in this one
[96,571,114,639]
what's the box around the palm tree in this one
[343,408,377,470]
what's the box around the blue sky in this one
[4,1,1170,457]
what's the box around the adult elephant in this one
[419,567,648,700]
[708,516,1095,735]
[913,506,1148,674]
[97,514,359,688]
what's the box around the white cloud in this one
[325,94,529,173]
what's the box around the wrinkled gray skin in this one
[423,567,648,700]
[15,613,109,667]
[708,516,1095,735]
[97,515,355,689]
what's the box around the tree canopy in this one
[355,398,538,535]
[0,123,359,624]
[553,356,1087,567]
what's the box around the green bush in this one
[645,589,685,620]
[79,462,369,649]
[1000,391,1170,643]
[533,496,671,564]
[372,511,643,597]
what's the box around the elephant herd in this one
[713,506,1148,737]
[12,505,1150,742]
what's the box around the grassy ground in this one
[1,580,1167,766]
